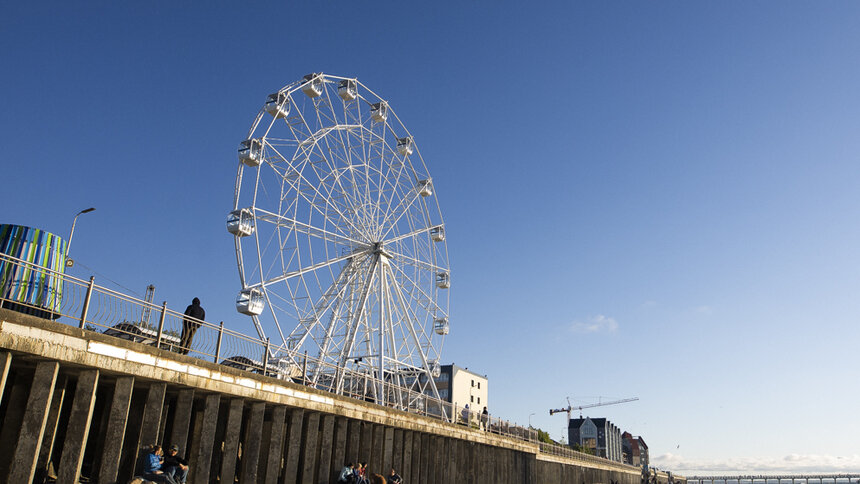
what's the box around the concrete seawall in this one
[0,308,682,484]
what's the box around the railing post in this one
[262,338,269,375]
[214,321,224,363]
[302,350,308,385]
[155,301,166,349]
[78,276,95,329]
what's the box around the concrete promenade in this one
[0,308,680,484]
[687,477,860,484]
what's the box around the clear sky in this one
[3,1,860,474]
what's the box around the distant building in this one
[568,417,622,462]
[433,364,488,413]
[622,431,649,467]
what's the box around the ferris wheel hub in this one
[371,242,392,259]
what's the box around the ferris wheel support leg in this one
[335,255,379,394]
[386,263,446,417]
[284,259,366,374]
[381,262,406,408]
[377,260,386,406]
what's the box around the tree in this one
[571,443,595,455]
[536,428,554,444]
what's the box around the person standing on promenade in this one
[179,297,204,355]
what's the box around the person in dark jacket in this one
[389,468,403,483]
[163,444,189,483]
[179,297,204,355]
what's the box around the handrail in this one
[0,251,638,469]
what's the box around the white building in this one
[434,364,488,415]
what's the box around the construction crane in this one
[549,397,639,426]
[140,285,156,325]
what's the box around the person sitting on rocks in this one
[142,445,177,484]
[163,444,189,483]
[338,462,355,483]
[388,468,403,483]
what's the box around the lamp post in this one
[66,207,95,268]
[529,412,535,428]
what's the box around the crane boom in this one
[549,397,639,424]
[574,397,638,413]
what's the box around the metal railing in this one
[0,251,633,468]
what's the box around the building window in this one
[477,397,481,404]
[477,382,481,389]
[470,395,474,403]
[471,379,474,387]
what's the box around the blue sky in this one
[3,1,860,474]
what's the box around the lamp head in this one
[80,207,96,214]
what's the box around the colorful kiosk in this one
[0,224,67,319]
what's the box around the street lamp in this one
[529,412,535,428]
[66,207,95,268]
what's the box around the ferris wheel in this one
[228,73,450,405]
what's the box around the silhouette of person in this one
[179,297,204,355]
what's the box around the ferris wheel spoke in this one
[386,248,446,274]
[336,255,380,391]
[285,257,364,354]
[388,262,445,315]
[384,262,442,399]
[251,249,367,290]
[286,160,371,242]
[288,107,371,240]
[254,208,366,247]
[317,127,380,232]
[383,225,442,246]
[377,179,423,241]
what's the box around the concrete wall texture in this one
[0,308,680,484]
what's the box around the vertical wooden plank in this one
[138,382,167,449]
[409,432,421,484]
[0,370,31,478]
[393,428,404,476]
[263,405,287,484]
[299,412,320,484]
[346,419,360,465]
[316,414,335,484]
[98,376,134,484]
[169,389,195,453]
[400,430,412,480]
[240,402,265,483]
[56,370,99,483]
[35,374,67,480]
[219,398,245,483]
[282,408,305,484]
[371,425,384,475]
[382,427,394,474]
[8,361,59,484]
[360,422,374,470]
[190,393,220,484]
[0,352,12,406]
[330,416,348,480]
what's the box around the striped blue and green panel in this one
[0,224,67,311]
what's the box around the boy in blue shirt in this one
[143,445,177,484]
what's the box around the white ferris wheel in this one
[228,73,450,406]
